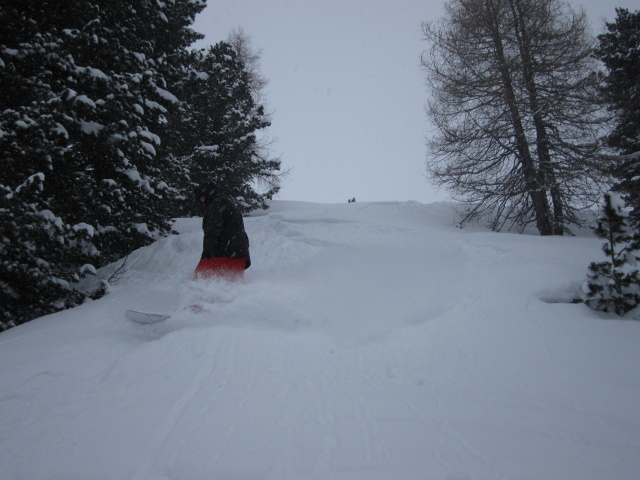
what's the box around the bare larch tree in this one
[422,0,609,235]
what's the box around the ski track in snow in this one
[1,200,640,480]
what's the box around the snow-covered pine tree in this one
[0,175,88,329]
[596,9,640,225]
[583,193,640,316]
[587,9,640,319]
[163,41,281,216]
[0,0,206,329]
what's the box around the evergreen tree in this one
[0,0,206,329]
[596,9,640,223]
[164,41,281,216]
[1,175,88,329]
[583,193,640,316]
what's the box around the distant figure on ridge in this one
[193,182,251,281]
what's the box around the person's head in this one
[194,182,219,207]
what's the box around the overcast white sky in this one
[193,0,637,204]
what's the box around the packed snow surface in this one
[1,200,639,480]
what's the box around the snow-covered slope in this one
[1,200,639,480]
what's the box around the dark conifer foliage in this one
[584,194,640,315]
[584,9,640,318]
[596,9,640,224]
[0,0,206,329]
[165,42,280,216]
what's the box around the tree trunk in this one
[487,0,553,235]
[508,0,564,235]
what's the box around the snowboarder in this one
[193,182,251,281]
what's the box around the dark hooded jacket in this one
[201,196,251,269]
